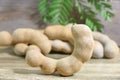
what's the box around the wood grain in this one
[0,47,120,80]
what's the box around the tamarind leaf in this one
[49,9,60,16]
[107,16,112,22]
[86,18,94,31]
[105,11,114,22]
[101,10,112,20]
[87,0,114,22]
[48,0,73,25]
[75,0,82,13]
[76,0,103,31]
[102,0,111,2]
[38,0,50,22]
[94,3,102,12]
[64,0,73,11]
[87,0,94,4]
[38,0,114,31]
[80,16,84,19]
[102,2,112,9]
[38,0,48,15]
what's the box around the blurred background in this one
[0,0,119,45]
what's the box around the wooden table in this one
[0,47,120,80]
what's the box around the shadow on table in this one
[13,68,74,77]
[0,46,22,57]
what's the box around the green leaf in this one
[48,0,73,25]
[38,0,48,14]
[102,0,111,2]
[64,0,73,11]
[87,0,94,4]
[87,0,114,22]
[75,0,82,13]
[38,0,50,22]
[106,16,112,22]
[101,10,107,20]
[38,0,114,32]
[86,18,93,28]
[102,2,112,9]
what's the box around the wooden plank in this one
[0,48,120,80]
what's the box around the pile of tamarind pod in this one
[0,24,119,76]
[44,24,119,59]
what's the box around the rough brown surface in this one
[0,47,120,80]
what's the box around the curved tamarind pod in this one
[92,41,104,59]
[26,24,94,76]
[13,29,45,56]
[57,55,83,76]
[56,24,94,76]
[66,23,119,59]
[12,28,51,55]
[51,40,73,54]
[44,25,74,45]
[45,24,119,59]
[26,45,43,67]
[13,43,28,56]
[51,40,104,59]
[25,45,57,74]
[0,31,12,46]
[40,56,57,74]
[93,32,119,59]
